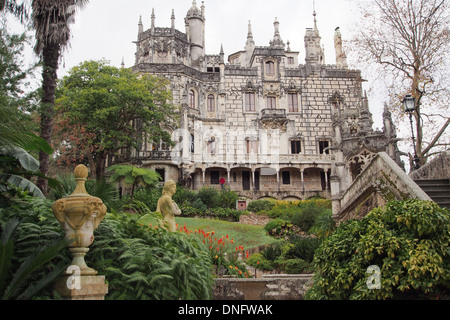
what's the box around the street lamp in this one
[402,94,420,170]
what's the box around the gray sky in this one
[8,0,386,128]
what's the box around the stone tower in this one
[185,0,205,68]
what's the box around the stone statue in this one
[156,180,181,232]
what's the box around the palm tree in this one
[31,0,89,195]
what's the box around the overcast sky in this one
[7,0,388,128]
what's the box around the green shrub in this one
[307,200,450,300]
[264,218,292,237]
[197,187,220,209]
[247,200,275,213]
[246,252,274,271]
[192,198,208,212]
[89,211,214,300]
[291,201,328,232]
[289,236,323,263]
[276,258,312,274]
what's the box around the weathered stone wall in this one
[409,151,450,180]
[239,214,271,226]
[333,152,431,222]
[213,275,313,300]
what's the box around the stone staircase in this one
[414,179,450,209]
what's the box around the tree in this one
[31,0,89,195]
[0,21,57,202]
[107,164,160,202]
[307,200,450,300]
[351,0,450,169]
[54,60,178,180]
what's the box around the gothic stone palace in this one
[119,1,403,202]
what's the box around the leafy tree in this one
[351,0,450,169]
[54,60,178,180]
[107,164,160,202]
[307,200,450,300]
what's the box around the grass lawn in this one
[176,217,277,252]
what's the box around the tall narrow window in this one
[245,92,256,112]
[207,138,216,155]
[319,140,330,154]
[291,140,301,154]
[267,96,276,109]
[288,93,299,112]
[287,57,294,65]
[189,90,196,109]
[207,94,215,112]
[246,140,258,154]
[265,61,275,75]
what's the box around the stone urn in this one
[52,164,107,275]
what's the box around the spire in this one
[171,9,175,30]
[220,43,224,63]
[270,17,285,49]
[313,0,318,32]
[121,57,125,68]
[138,15,143,34]
[151,8,155,34]
[245,20,255,49]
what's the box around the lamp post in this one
[402,94,420,170]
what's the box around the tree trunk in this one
[37,41,60,195]
[95,151,107,181]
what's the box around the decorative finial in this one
[71,164,89,196]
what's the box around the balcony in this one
[260,108,288,129]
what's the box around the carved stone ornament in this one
[52,164,107,275]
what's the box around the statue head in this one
[162,180,177,196]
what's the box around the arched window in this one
[207,94,215,112]
[189,90,196,109]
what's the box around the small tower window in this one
[291,140,301,154]
[245,92,256,112]
[207,94,215,112]
[265,61,275,75]
[189,90,196,109]
[267,96,276,109]
[288,93,299,112]
[319,140,330,154]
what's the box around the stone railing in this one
[213,275,313,300]
[333,152,431,222]
[409,151,450,180]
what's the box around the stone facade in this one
[116,1,403,202]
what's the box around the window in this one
[287,57,294,64]
[190,134,194,153]
[188,90,196,109]
[207,94,215,112]
[155,168,165,182]
[267,96,276,109]
[207,138,216,155]
[288,93,298,112]
[246,140,258,154]
[265,61,275,75]
[282,171,291,185]
[291,140,301,154]
[210,171,219,184]
[319,140,329,154]
[245,92,256,112]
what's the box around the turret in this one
[334,27,348,69]
[269,17,285,49]
[185,0,205,68]
[304,8,324,65]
